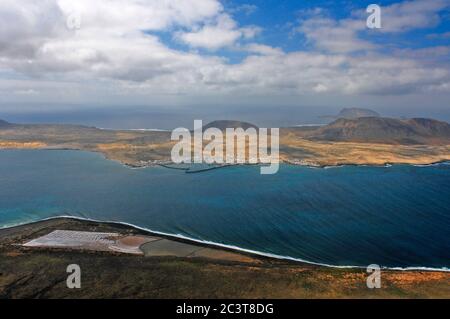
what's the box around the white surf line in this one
[298,161,450,169]
[3,215,449,273]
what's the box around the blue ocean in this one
[0,149,449,269]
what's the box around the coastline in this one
[2,216,449,273]
[1,140,450,169]
[0,149,449,272]
[2,146,449,170]
[1,217,449,298]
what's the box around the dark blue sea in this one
[0,149,449,270]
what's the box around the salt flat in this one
[21,228,258,262]
[23,230,157,255]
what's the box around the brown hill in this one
[202,120,258,131]
[308,117,450,144]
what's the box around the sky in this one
[0,0,450,128]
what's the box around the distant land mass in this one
[0,119,12,128]
[202,120,258,131]
[336,107,380,118]
[320,107,380,120]
[308,117,450,144]
[1,116,450,166]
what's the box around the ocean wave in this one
[3,215,449,273]
[412,161,450,167]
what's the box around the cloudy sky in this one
[0,0,450,127]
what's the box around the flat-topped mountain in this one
[336,108,380,119]
[202,120,258,131]
[308,117,450,144]
[320,108,380,120]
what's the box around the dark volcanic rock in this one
[336,108,380,119]
[308,117,450,144]
[202,120,258,131]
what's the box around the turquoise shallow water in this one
[0,149,449,269]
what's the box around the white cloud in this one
[377,0,449,32]
[0,0,449,108]
[58,0,222,32]
[297,16,374,53]
[393,46,450,62]
[175,14,260,50]
[232,4,258,16]
[0,0,223,56]
[0,0,228,79]
[14,89,39,95]
[427,31,450,39]
[244,44,283,56]
[296,0,450,53]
